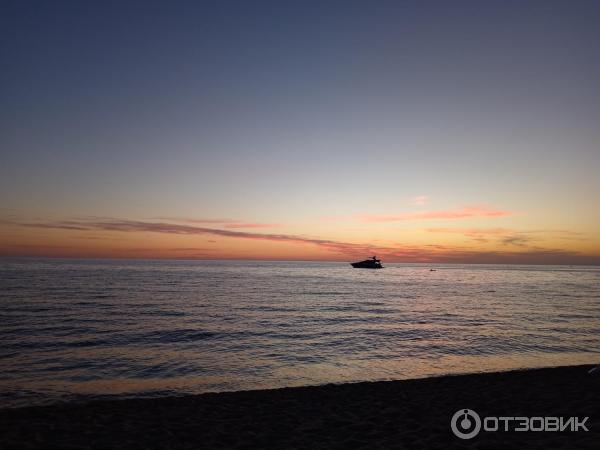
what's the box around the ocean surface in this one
[1,258,599,408]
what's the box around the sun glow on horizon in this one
[2,202,599,265]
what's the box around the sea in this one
[1,258,599,408]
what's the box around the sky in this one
[1,0,599,264]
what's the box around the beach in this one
[1,364,598,449]
[3,1,600,448]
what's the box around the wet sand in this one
[1,364,598,449]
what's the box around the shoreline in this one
[1,364,598,449]
[3,360,598,410]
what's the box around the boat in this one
[350,256,383,269]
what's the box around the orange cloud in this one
[223,223,282,229]
[360,204,512,222]
[425,227,585,246]
[3,217,598,265]
[8,218,340,247]
[426,227,515,244]
[158,217,281,228]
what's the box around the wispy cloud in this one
[8,218,340,247]
[425,227,585,247]
[3,217,596,264]
[223,222,282,229]
[426,227,512,235]
[157,217,282,229]
[8,220,93,231]
[500,235,532,247]
[159,217,234,224]
[3,217,443,258]
[410,195,429,206]
[426,227,515,244]
[360,204,512,222]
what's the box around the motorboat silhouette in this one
[350,256,383,269]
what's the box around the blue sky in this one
[2,1,599,262]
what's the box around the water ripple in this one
[1,258,599,408]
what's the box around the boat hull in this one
[351,261,383,269]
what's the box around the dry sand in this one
[1,364,598,449]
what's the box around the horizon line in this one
[1,254,599,267]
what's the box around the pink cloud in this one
[320,215,351,222]
[360,204,512,222]
[410,195,429,206]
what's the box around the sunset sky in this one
[2,1,599,264]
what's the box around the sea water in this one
[1,258,599,407]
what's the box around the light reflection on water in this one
[1,259,599,407]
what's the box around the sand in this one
[1,364,598,449]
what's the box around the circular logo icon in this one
[451,409,481,439]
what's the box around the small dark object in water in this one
[351,256,383,269]
[430,269,436,272]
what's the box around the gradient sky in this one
[2,1,599,263]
